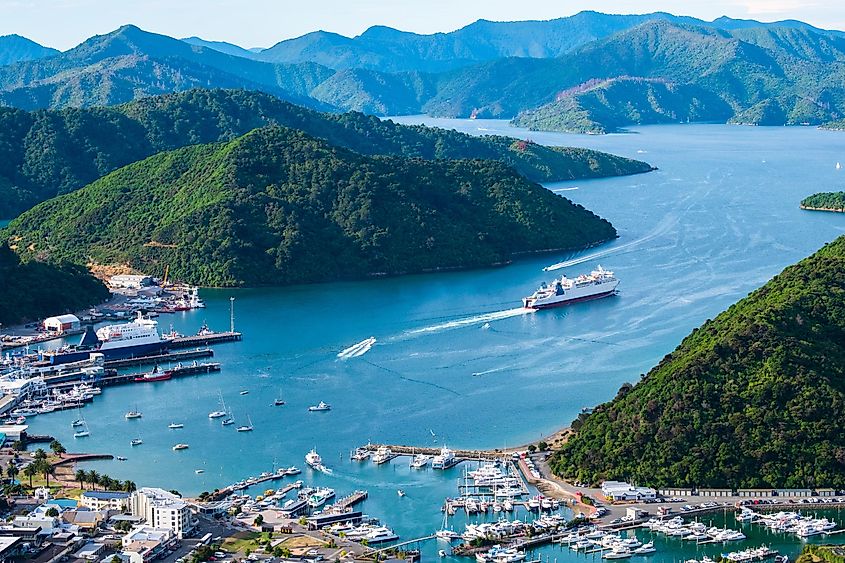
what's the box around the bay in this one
[21,122,845,561]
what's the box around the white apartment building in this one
[129,488,192,538]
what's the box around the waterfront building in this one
[110,275,153,289]
[80,491,130,511]
[43,315,81,334]
[129,488,192,538]
[121,526,175,561]
[601,481,657,501]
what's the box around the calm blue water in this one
[20,123,845,560]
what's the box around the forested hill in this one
[0,246,109,325]
[553,235,845,489]
[801,192,845,212]
[0,89,653,218]
[2,126,618,287]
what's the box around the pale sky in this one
[1,0,843,51]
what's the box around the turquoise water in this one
[21,123,845,560]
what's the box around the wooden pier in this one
[361,443,507,462]
[47,362,221,390]
[335,490,368,510]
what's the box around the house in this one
[80,491,130,511]
[601,481,657,501]
[121,526,175,562]
[62,509,108,531]
[129,489,192,538]
[109,275,153,289]
[73,542,105,561]
[0,536,23,563]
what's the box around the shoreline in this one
[800,205,845,213]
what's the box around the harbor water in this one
[15,123,845,561]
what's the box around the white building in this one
[129,488,192,538]
[601,480,657,501]
[121,526,175,562]
[110,275,153,289]
[43,315,81,333]
[80,490,130,511]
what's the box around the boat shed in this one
[110,275,153,289]
[43,314,81,333]
[775,489,813,497]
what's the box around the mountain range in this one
[3,12,845,131]
[0,88,651,217]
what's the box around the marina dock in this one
[334,490,368,510]
[361,443,506,462]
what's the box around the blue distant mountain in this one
[0,34,59,66]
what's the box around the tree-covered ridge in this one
[0,35,59,67]
[553,235,845,489]
[2,126,618,287]
[801,192,845,212]
[0,245,109,325]
[0,89,653,218]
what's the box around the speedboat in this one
[240,390,249,395]
[195,469,205,474]
[308,401,331,412]
[633,543,656,555]
[603,547,633,560]
[116,456,127,461]
[168,422,184,429]
[125,410,142,419]
[130,438,143,446]
[398,490,406,497]
[172,443,189,450]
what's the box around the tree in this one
[87,470,100,490]
[123,480,137,493]
[49,440,66,457]
[253,514,264,527]
[33,449,47,460]
[35,459,53,487]
[110,556,122,563]
[75,469,86,489]
[6,462,18,482]
[45,507,59,517]
[537,441,548,452]
[527,445,537,454]
[21,463,37,488]
[11,441,24,452]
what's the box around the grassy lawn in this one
[221,532,260,553]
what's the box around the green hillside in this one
[553,236,845,489]
[0,89,653,218]
[0,245,109,325]
[801,192,845,212]
[2,126,618,287]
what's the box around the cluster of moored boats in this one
[6,382,100,424]
[744,509,838,537]
[325,521,399,544]
[645,516,746,542]
[561,528,657,559]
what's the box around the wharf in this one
[210,470,294,500]
[335,490,368,510]
[104,348,213,369]
[169,332,242,349]
[47,362,220,390]
[361,443,506,462]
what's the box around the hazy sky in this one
[2,0,843,51]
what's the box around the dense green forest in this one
[2,126,618,287]
[553,235,845,489]
[0,89,652,217]
[801,192,845,212]
[0,245,109,325]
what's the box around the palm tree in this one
[49,440,66,458]
[34,459,53,487]
[123,480,137,493]
[6,463,18,483]
[99,474,112,491]
[21,463,37,488]
[33,449,47,461]
[87,470,100,491]
[75,469,86,490]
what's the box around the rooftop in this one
[82,491,130,500]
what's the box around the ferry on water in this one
[42,313,169,365]
[522,266,619,310]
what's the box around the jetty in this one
[46,362,221,390]
[104,348,213,369]
[361,443,506,462]
[169,332,241,349]
[334,490,368,511]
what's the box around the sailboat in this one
[208,391,227,418]
[73,420,90,438]
[222,406,235,426]
[237,415,254,432]
[71,407,85,427]
[274,388,285,406]
[435,510,459,540]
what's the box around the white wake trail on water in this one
[542,214,678,272]
[398,307,534,338]
[337,337,377,359]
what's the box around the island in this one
[800,191,845,212]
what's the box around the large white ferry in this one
[43,313,169,365]
[522,266,619,310]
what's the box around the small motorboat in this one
[116,456,127,461]
[439,550,447,558]
[308,401,331,412]
[240,390,249,395]
[168,423,184,429]
[172,443,189,451]
[398,490,406,497]
[130,438,143,446]
[195,469,205,474]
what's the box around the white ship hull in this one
[524,279,619,309]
